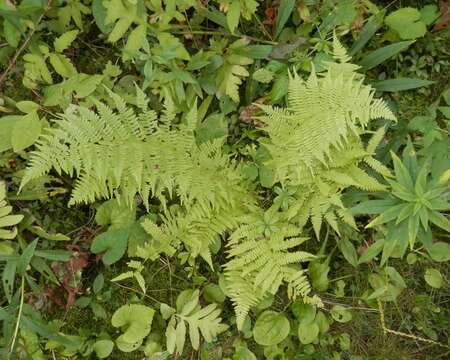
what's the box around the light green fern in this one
[224,210,316,329]
[257,37,396,237]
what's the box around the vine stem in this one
[0,1,51,92]
[377,299,449,349]
[9,276,25,357]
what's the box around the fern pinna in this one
[21,37,395,333]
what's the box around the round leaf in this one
[291,301,316,324]
[331,305,353,323]
[298,321,319,344]
[424,268,443,289]
[93,339,114,358]
[253,311,290,346]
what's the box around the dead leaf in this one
[433,1,450,31]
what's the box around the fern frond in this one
[224,215,315,329]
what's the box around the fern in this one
[21,88,250,210]
[224,210,316,329]
[257,38,396,237]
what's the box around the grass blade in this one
[359,41,414,70]
[372,78,434,92]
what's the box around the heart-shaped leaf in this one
[91,228,129,265]
[111,304,155,343]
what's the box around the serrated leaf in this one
[54,30,79,53]
[48,53,77,78]
[227,1,240,33]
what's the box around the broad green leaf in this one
[338,238,358,267]
[175,320,186,355]
[227,1,240,33]
[92,0,114,33]
[330,305,352,323]
[252,68,274,83]
[111,304,155,343]
[95,199,136,229]
[428,242,450,262]
[11,111,42,152]
[75,74,103,98]
[4,19,21,47]
[385,7,427,40]
[0,115,19,152]
[309,260,329,291]
[373,78,433,92]
[358,239,384,264]
[315,311,329,334]
[54,30,79,53]
[115,335,142,352]
[253,311,290,346]
[16,100,39,113]
[93,339,114,358]
[298,321,319,344]
[275,0,295,38]
[385,266,406,288]
[424,268,443,288]
[203,283,226,303]
[48,53,77,78]
[291,301,316,324]
[90,228,129,265]
[232,340,257,360]
[359,41,414,70]
[419,5,439,25]
[165,318,176,354]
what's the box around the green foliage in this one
[1,1,449,359]
[0,181,23,239]
[111,304,155,351]
[163,289,228,355]
[353,142,450,264]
